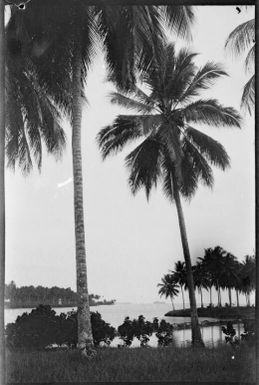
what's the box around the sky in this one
[5,6,255,305]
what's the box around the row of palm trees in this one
[158,246,255,309]
[0,3,254,370]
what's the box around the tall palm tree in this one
[97,41,241,346]
[6,2,194,355]
[220,252,238,307]
[170,261,187,309]
[157,274,179,310]
[225,8,255,114]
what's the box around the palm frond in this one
[225,18,255,56]
[109,92,153,113]
[241,74,255,115]
[245,44,255,73]
[185,126,230,170]
[179,151,198,198]
[162,6,195,40]
[181,99,242,128]
[182,138,214,188]
[125,136,162,199]
[179,63,227,103]
[97,116,142,159]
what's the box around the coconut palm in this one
[170,261,187,309]
[97,40,241,345]
[240,255,255,306]
[225,8,255,114]
[6,2,195,355]
[157,274,179,310]
[192,262,209,308]
[220,252,238,307]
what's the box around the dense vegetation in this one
[5,282,115,308]
[5,305,175,349]
[158,247,255,309]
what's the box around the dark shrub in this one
[5,305,115,349]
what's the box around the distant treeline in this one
[5,281,115,308]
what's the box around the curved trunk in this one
[72,52,93,354]
[172,172,204,347]
[0,1,5,383]
[180,285,185,310]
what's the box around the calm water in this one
[5,303,243,347]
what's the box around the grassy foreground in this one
[7,345,255,383]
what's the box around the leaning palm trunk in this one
[72,51,94,354]
[172,172,204,346]
[180,285,185,309]
[0,1,5,383]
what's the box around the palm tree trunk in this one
[209,286,212,306]
[180,285,185,310]
[247,292,250,306]
[72,51,93,355]
[200,288,203,308]
[228,288,232,307]
[218,285,221,307]
[236,290,239,307]
[0,1,5,383]
[228,287,232,307]
[170,296,175,311]
[172,172,204,347]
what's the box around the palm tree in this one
[6,2,195,355]
[192,262,209,308]
[241,255,255,306]
[157,274,179,310]
[220,252,238,307]
[170,261,187,309]
[201,246,228,307]
[97,40,241,346]
[225,8,255,114]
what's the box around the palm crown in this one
[97,41,242,200]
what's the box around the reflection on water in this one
[5,303,244,347]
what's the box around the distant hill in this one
[5,281,116,308]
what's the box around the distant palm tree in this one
[220,252,238,307]
[97,40,241,346]
[171,261,187,309]
[241,255,255,306]
[192,262,209,308]
[225,8,255,114]
[157,274,179,310]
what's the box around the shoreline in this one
[165,306,255,320]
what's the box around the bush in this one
[117,316,174,347]
[5,305,115,350]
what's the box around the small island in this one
[165,306,255,320]
[5,281,115,308]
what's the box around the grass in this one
[6,344,255,383]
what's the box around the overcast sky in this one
[6,6,255,305]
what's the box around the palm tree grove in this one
[0,1,256,383]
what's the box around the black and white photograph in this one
[0,1,256,383]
